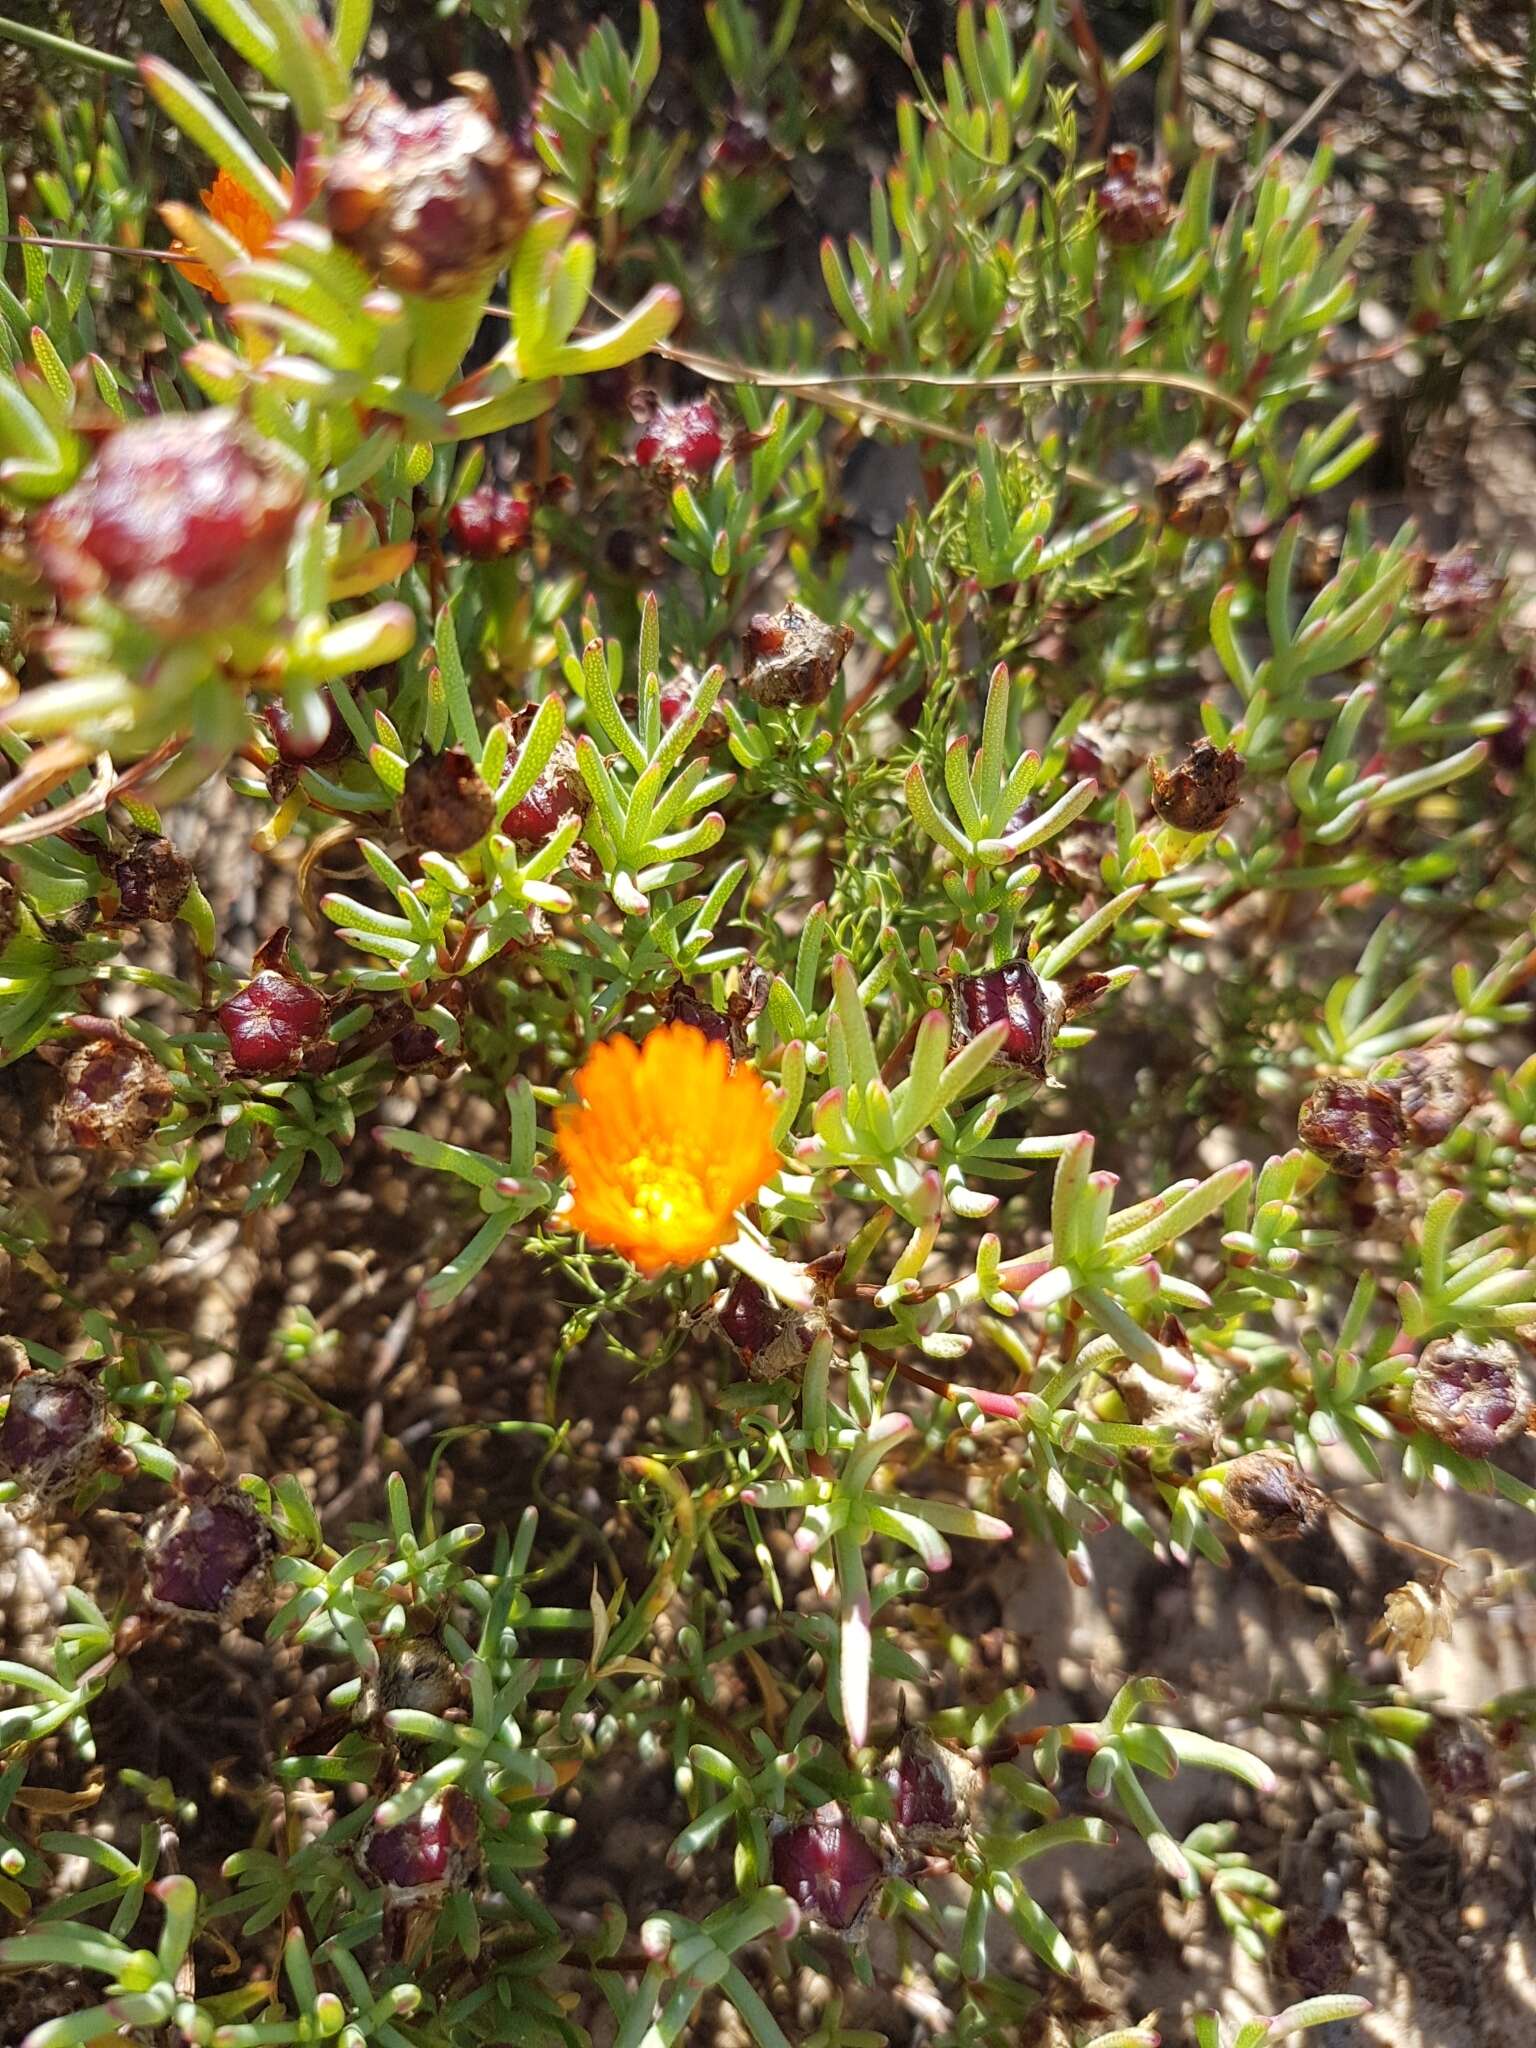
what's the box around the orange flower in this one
[555,1023,781,1274]
[173,168,289,302]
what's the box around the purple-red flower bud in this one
[634,398,725,479]
[712,1274,817,1382]
[881,1723,979,1852]
[1096,146,1172,246]
[949,957,1065,1080]
[449,486,532,560]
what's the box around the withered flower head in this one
[1220,1452,1325,1540]
[360,1785,480,1899]
[0,1367,110,1510]
[1149,740,1244,835]
[325,74,539,298]
[1410,1335,1533,1461]
[1416,550,1504,636]
[1366,1043,1470,1150]
[770,1805,887,1937]
[1154,442,1238,537]
[111,832,193,923]
[58,1037,174,1153]
[740,602,855,709]
[880,1722,980,1853]
[401,745,496,854]
[711,1273,818,1382]
[145,1484,275,1622]
[1298,1075,1405,1176]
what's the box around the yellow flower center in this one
[625,1156,709,1235]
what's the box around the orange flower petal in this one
[555,1022,781,1274]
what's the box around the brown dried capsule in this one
[1366,1044,1469,1150]
[1298,1076,1406,1176]
[949,956,1065,1080]
[0,1368,109,1509]
[324,74,538,298]
[1150,739,1244,834]
[712,1273,817,1383]
[1220,1452,1325,1540]
[1154,442,1238,538]
[145,1486,275,1622]
[58,1037,174,1153]
[770,1805,887,1937]
[30,409,305,636]
[880,1723,980,1853]
[1410,1336,1533,1461]
[111,833,193,923]
[1096,146,1172,246]
[1416,1719,1496,1802]
[360,1785,480,1900]
[401,745,496,854]
[1277,1912,1358,2000]
[1416,550,1504,636]
[740,602,855,709]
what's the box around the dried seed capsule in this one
[770,1805,887,1936]
[401,745,496,854]
[1277,1912,1358,2000]
[217,970,329,1077]
[58,1037,174,1152]
[1154,442,1237,537]
[111,833,193,923]
[881,1723,980,1853]
[949,957,1065,1080]
[712,1274,816,1383]
[1409,1336,1532,1460]
[145,1486,274,1621]
[1297,1076,1405,1176]
[361,1785,479,1899]
[360,1635,464,1726]
[1492,692,1536,772]
[1366,1044,1469,1149]
[1096,146,1172,246]
[30,409,305,637]
[1416,550,1504,635]
[1150,739,1243,834]
[634,397,725,479]
[325,74,538,298]
[740,602,855,709]
[0,1368,109,1508]
[448,486,532,560]
[1220,1452,1324,1540]
[1416,1720,1496,1801]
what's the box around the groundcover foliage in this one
[1,1,1534,2043]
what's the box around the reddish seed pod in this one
[401,745,496,854]
[325,74,539,298]
[1221,1452,1325,1540]
[1150,740,1244,834]
[634,397,726,479]
[500,708,588,846]
[448,486,532,560]
[145,1487,274,1621]
[0,1368,109,1509]
[949,956,1065,1081]
[1298,1075,1406,1177]
[361,1785,480,1899]
[58,1037,174,1152]
[1366,1044,1469,1150]
[770,1805,887,1936]
[264,690,354,767]
[111,833,193,923]
[1096,145,1172,246]
[739,602,855,709]
[30,409,305,637]
[881,1723,980,1853]
[1410,1336,1533,1461]
[217,971,329,1077]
